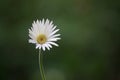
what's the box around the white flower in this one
[28,19,61,51]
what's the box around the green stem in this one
[39,49,46,80]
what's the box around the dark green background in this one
[0,0,120,80]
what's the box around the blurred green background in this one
[0,0,120,80]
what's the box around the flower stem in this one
[39,49,46,80]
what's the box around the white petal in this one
[39,45,42,49]
[29,29,36,37]
[29,34,36,41]
[49,34,60,39]
[47,42,59,47]
[45,24,54,36]
[42,19,45,24]
[49,20,53,25]
[29,39,36,43]
[49,29,59,37]
[48,38,61,42]
[42,45,46,51]
[32,24,39,35]
[46,43,52,48]
[45,19,49,25]
[39,20,42,24]
[44,44,50,50]
[51,26,57,31]
[36,44,40,49]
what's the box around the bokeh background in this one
[0,0,120,80]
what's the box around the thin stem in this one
[39,49,46,80]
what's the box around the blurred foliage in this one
[0,0,120,80]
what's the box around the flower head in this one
[28,19,61,51]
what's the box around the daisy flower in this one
[28,19,61,51]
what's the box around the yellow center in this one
[37,34,47,44]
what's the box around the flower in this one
[28,19,61,51]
